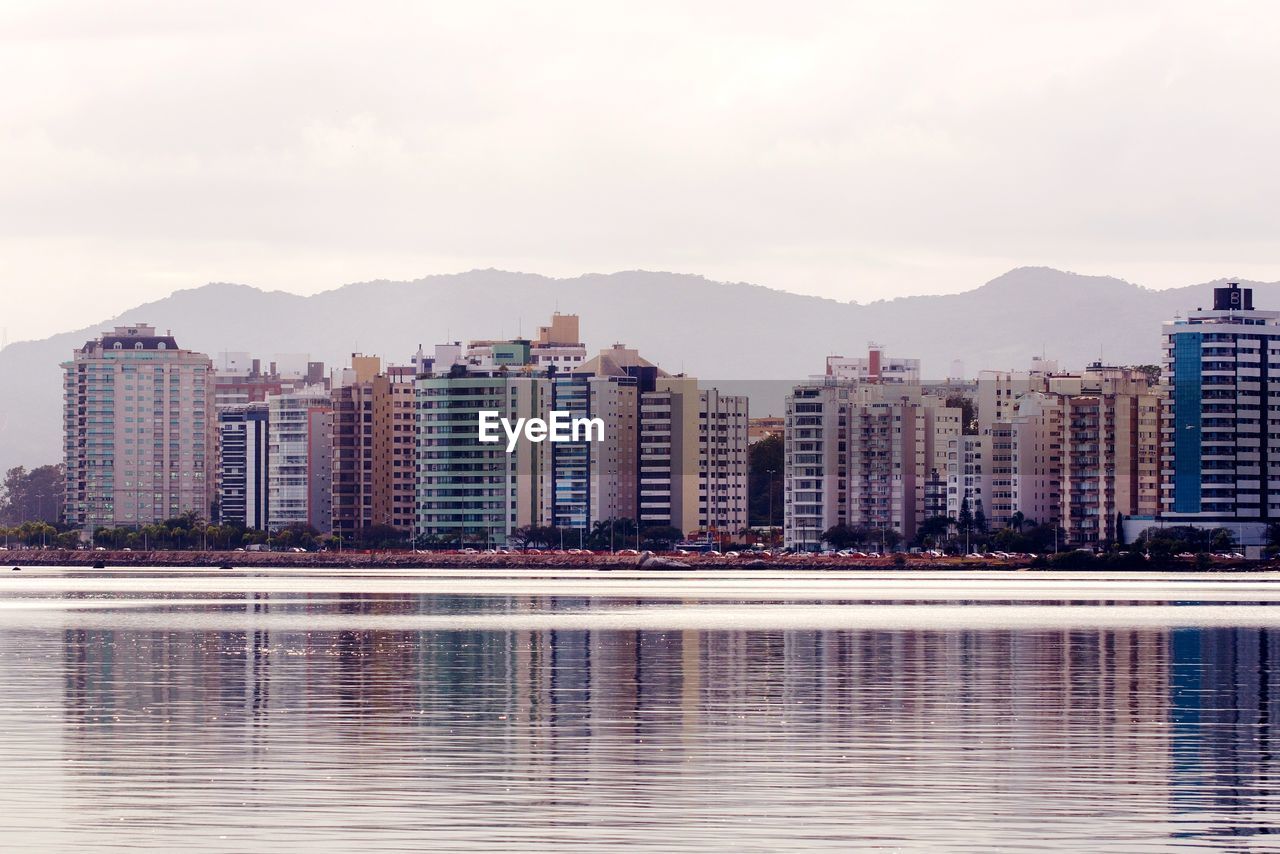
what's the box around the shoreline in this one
[1,549,1268,572]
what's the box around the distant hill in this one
[0,266,1269,474]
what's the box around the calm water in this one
[2,567,1279,852]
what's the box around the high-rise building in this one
[330,355,381,540]
[635,377,749,539]
[981,365,1161,545]
[371,366,418,537]
[412,326,748,547]
[540,373,641,531]
[946,433,990,523]
[217,403,270,530]
[783,376,959,550]
[414,371,544,545]
[988,392,1064,532]
[698,388,750,538]
[1160,282,1280,544]
[267,387,333,532]
[783,383,849,549]
[331,355,420,542]
[62,324,214,532]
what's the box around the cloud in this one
[1,0,1279,341]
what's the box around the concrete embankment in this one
[1,549,1265,572]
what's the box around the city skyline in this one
[48,283,1273,553]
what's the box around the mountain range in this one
[0,266,1269,475]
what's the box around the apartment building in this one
[62,324,214,532]
[822,343,921,385]
[980,365,1161,545]
[782,383,846,549]
[698,388,750,537]
[217,403,270,529]
[539,372,641,530]
[267,387,333,532]
[371,366,418,536]
[330,355,381,540]
[532,312,589,370]
[414,372,544,545]
[946,433,990,522]
[783,378,959,550]
[1160,282,1280,545]
[988,392,1064,532]
[634,376,749,538]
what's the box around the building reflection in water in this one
[49,593,1280,848]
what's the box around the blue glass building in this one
[1161,283,1280,543]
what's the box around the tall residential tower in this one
[1161,282,1280,544]
[62,324,214,532]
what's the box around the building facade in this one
[1160,282,1280,544]
[267,387,333,532]
[414,372,544,545]
[63,324,214,532]
[330,355,381,540]
[783,378,959,550]
[371,366,419,537]
[217,403,270,530]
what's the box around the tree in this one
[870,527,903,551]
[1008,511,1026,533]
[1210,527,1237,553]
[1136,525,1235,558]
[974,501,988,534]
[821,524,863,550]
[1134,364,1162,383]
[946,395,978,435]
[957,496,973,536]
[269,523,320,551]
[357,524,408,549]
[510,525,560,549]
[585,518,638,550]
[640,526,683,551]
[747,435,784,527]
[0,464,64,525]
[913,515,952,547]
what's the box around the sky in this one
[3,0,1280,344]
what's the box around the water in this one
[1,567,1278,851]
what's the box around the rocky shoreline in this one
[1,549,1267,572]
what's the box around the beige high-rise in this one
[63,324,214,532]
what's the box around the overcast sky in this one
[3,0,1279,343]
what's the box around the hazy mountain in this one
[0,267,1270,474]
